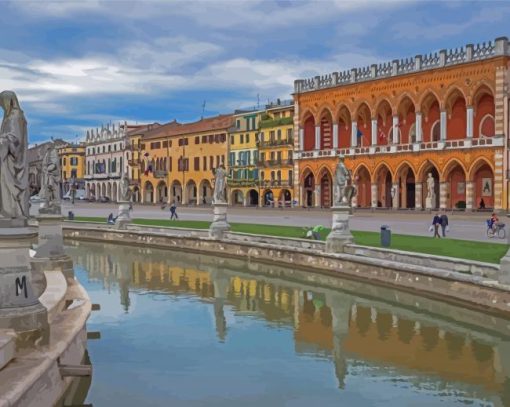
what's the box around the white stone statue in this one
[212,165,227,204]
[119,172,131,202]
[426,172,435,198]
[0,91,29,223]
[39,143,61,214]
[333,156,356,207]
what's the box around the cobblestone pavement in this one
[42,202,509,244]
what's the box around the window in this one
[203,156,207,171]
[210,156,214,169]
[221,155,225,164]
[216,155,220,167]
[270,131,275,142]
[202,135,207,143]
[236,119,240,129]
[277,130,281,140]
[252,117,256,130]
[70,157,78,166]
[195,136,200,144]
[114,144,117,152]
[208,134,213,143]
[240,134,244,144]
[63,157,67,165]
[71,169,77,178]
[277,170,281,182]
[214,134,219,143]
[194,157,200,170]
[230,135,234,145]
[220,134,226,143]
[246,133,250,144]
[277,151,282,162]
[270,151,275,160]
[102,146,105,153]
[63,171,67,179]
[169,157,172,172]
[163,141,168,148]
[287,128,292,139]
[261,152,265,162]
[229,153,235,166]
[140,143,145,150]
[288,170,293,185]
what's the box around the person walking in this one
[432,213,441,238]
[169,201,178,220]
[440,212,449,237]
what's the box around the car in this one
[98,196,111,203]
[63,189,87,201]
[29,194,44,204]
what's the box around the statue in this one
[212,165,227,204]
[333,156,356,207]
[426,172,435,198]
[119,172,131,202]
[0,91,29,223]
[39,142,61,213]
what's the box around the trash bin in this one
[380,225,391,247]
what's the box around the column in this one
[315,186,321,208]
[332,124,339,149]
[392,115,399,144]
[466,106,474,139]
[415,112,422,143]
[299,128,304,150]
[351,122,358,147]
[440,182,448,209]
[415,183,422,209]
[371,183,378,208]
[392,182,399,209]
[440,110,447,141]
[315,125,321,150]
[371,119,377,145]
[465,181,474,210]
[298,185,303,208]
[196,187,201,207]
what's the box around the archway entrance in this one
[199,180,213,205]
[248,189,259,206]
[396,164,416,209]
[171,181,182,204]
[319,170,332,208]
[144,182,154,203]
[445,163,466,209]
[303,171,315,207]
[354,166,371,208]
[279,189,291,206]
[231,189,243,205]
[376,165,392,208]
[472,162,494,209]
[186,180,197,205]
[263,190,274,206]
[156,181,167,204]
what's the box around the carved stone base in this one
[0,227,48,340]
[209,203,230,239]
[116,201,131,230]
[499,247,510,284]
[34,214,65,259]
[425,195,436,210]
[325,205,353,253]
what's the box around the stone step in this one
[0,330,16,371]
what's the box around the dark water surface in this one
[67,241,510,406]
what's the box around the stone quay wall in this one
[63,222,510,315]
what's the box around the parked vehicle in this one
[29,194,44,204]
[63,189,86,201]
[99,196,111,203]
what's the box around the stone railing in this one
[294,37,508,93]
[295,136,504,159]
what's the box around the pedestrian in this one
[107,213,117,225]
[479,198,486,210]
[169,201,178,220]
[432,213,441,238]
[311,225,325,240]
[440,212,449,237]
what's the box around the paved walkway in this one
[48,202,509,244]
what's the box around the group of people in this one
[431,213,449,238]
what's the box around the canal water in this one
[67,241,510,406]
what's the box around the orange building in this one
[293,37,509,210]
[139,115,232,205]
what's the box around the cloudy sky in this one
[0,0,509,143]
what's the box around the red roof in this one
[142,115,233,141]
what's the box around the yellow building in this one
[228,109,262,206]
[257,101,295,206]
[140,115,232,205]
[126,123,161,202]
[58,143,85,193]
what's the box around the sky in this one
[0,0,509,144]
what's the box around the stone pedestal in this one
[325,205,353,253]
[425,194,436,210]
[0,228,48,341]
[116,201,131,230]
[209,202,230,239]
[499,247,510,284]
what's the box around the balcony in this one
[258,137,294,148]
[261,180,293,188]
[227,179,258,187]
[154,170,168,178]
[295,136,504,160]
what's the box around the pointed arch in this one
[319,107,333,149]
[472,83,495,138]
[337,105,352,149]
[355,102,372,146]
[420,91,441,143]
[444,86,467,140]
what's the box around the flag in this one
[378,129,386,142]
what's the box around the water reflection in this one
[68,241,510,406]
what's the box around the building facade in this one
[139,115,232,205]
[257,101,295,207]
[84,123,140,202]
[58,143,86,193]
[228,110,261,206]
[293,37,509,210]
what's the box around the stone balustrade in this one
[294,37,508,94]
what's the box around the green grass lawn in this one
[70,216,508,264]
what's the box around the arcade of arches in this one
[298,148,499,210]
[140,178,213,205]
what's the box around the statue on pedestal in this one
[119,172,131,202]
[333,156,356,207]
[212,165,227,204]
[426,172,436,209]
[0,91,29,223]
[39,142,61,214]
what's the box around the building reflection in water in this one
[68,241,510,406]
